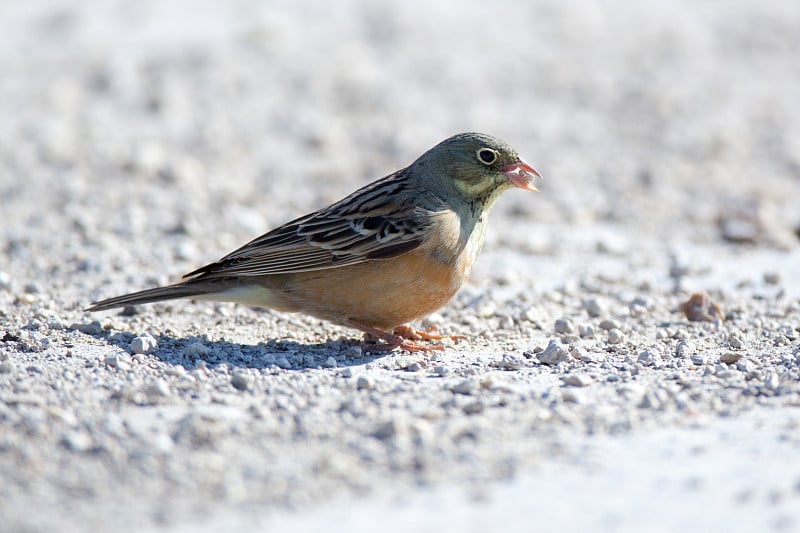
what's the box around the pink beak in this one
[502,158,542,191]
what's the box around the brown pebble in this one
[720,352,743,364]
[679,292,724,322]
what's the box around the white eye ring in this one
[476,148,497,165]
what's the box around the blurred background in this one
[1,3,800,531]
[1,0,798,295]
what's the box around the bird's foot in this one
[348,319,445,352]
[392,324,466,343]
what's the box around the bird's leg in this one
[393,324,466,343]
[346,319,443,352]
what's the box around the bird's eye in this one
[477,148,497,165]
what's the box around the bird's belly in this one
[275,251,467,330]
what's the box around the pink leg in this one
[347,319,445,352]
[392,324,466,343]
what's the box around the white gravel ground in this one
[2,1,800,532]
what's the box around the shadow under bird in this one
[87,132,542,351]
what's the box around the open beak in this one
[502,158,542,191]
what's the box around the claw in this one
[392,325,466,343]
[348,319,455,352]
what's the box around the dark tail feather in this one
[85,282,216,312]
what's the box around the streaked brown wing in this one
[183,170,440,280]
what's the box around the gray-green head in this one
[413,132,541,208]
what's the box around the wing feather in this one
[183,169,442,280]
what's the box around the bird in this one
[86,132,541,351]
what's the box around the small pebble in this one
[72,321,103,335]
[47,317,67,330]
[599,319,620,331]
[25,319,43,331]
[105,354,130,371]
[714,361,731,373]
[323,356,338,368]
[763,272,781,285]
[432,365,450,377]
[261,352,280,366]
[177,373,195,385]
[562,390,584,403]
[164,365,186,377]
[499,353,525,370]
[345,346,362,358]
[538,339,571,365]
[339,367,353,378]
[183,342,210,357]
[607,329,625,344]
[777,325,796,340]
[145,379,170,398]
[637,350,662,367]
[450,379,479,395]
[521,307,543,323]
[575,348,604,363]
[462,400,484,414]
[583,297,606,318]
[275,357,291,369]
[639,392,662,410]
[356,376,373,390]
[728,334,745,350]
[736,358,755,374]
[231,372,253,391]
[554,318,574,334]
[629,302,648,318]
[498,314,515,330]
[675,340,693,358]
[720,352,743,364]
[672,328,690,340]
[765,373,780,391]
[563,374,593,387]
[60,431,93,452]
[478,302,497,317]
[406,362,423,372]
[718,209,762,243]
[190,365,209,378]
[373,420,399,440]
[23,282,40,294]
[0,361,16,374]
[17,293,38,304]
[579,325,595,338]
[130,333,158,355]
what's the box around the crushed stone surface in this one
[2,1,800,532]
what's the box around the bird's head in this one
[414,132,541,210]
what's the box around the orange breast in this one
[275,247,470,330]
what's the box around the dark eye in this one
[477,148,497,165]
